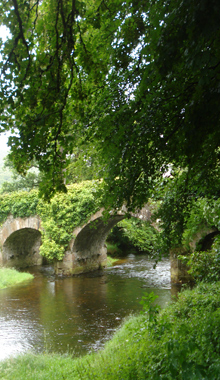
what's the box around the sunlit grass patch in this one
[0,353,79,380]
[106,255,119,267]
[0,268,34,289]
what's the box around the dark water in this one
[0,255,174,361]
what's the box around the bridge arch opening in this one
[54,215,126,275]
[198,230,220,251]
[73,215,125,257]
[2,228,42,268]
[55,206,152,276]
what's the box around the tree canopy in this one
[0,0,220,211]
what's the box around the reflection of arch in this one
[0,216,42,268]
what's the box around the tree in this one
[0,155,41,193]
[66,145,102,184]
[92,0,220,210]
[0,171,40,193]
[0,0,220,214]
[0,0,122,198]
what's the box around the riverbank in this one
[0,257,115,290]
[0,268,34,289]
[0,281,219,379]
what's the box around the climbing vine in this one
[0,190,39,223]
[38,181,103,260]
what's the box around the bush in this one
[108,217,162,256]
[180,234,220,283]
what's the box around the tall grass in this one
[0,268,34,289]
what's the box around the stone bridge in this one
[1,207,217,282]
[0,206,151,276]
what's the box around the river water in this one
[0,255,175,361]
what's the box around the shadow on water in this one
[0,254,173,360]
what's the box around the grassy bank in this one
[1,282,220,379]
[0,268,34,289]
[106,254,119,267]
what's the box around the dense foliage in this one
[0,0,219,210]
[0,189,39,222]
[108,217,162,256]
[38,181,102,260]
[0,181,102,260]
[176,197,220,283]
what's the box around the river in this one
[0,254,176,361]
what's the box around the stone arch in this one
[55,214,125,275]
[170,226,220,284]
[198,230,220,251]
[72,215,125,265]
[54,205,152,276]
[0,216,42,268]
[189,226,219,251]
[2,228,42,268]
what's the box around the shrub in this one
[108,217,162,256]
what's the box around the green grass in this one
[106,255,119,267]
[0,268,34,289]
[1,282,220,379]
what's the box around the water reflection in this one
[0,255,172,360]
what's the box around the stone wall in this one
[170,249,192,284]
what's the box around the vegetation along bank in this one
[0,282,219,379]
